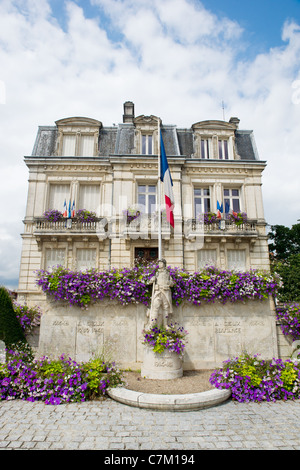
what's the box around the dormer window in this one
[133,115,160,155]
[55,117,101,157]
[192,120,238,160]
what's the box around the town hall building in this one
[17,101,270,306]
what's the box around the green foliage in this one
[273,254,300,302]
[268,223,300,261]
[0,287,27,349]
[82,357,124,399]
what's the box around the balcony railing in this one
[33,217,107,235]
[185,218,258,238]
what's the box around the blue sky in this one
[202,0,300,52]
[0,0,300,288]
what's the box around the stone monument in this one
[146,259,174,327]
[142,259,183,379]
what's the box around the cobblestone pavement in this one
[1,397,300,451]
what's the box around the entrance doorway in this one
[134,247,158,264]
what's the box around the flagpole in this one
[157,118,162,260]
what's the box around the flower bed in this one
[276,303,300,340]
[209,353,300,402]
[0,345,124,405]
[36,264,280,308]
[142,322,188,356]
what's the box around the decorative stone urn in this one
[141,346,183,380]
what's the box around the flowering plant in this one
[0,346,124,405]
[75,209,97,223]
[123,207,141,223]
[42,209,64,222]
[276,303,300,340]
[35,264,280,309]
[142,321,188,356]
[197,212,219,224]
[227,212,248,226]
[209,353,300,402]
[13,302,41,334]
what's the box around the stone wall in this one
[37,297,282,370]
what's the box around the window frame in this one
[223,187,241,213]
[193,187,211,217]
[141,134,153,155]
[137,183,157,214]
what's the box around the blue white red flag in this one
[63,199,67,218]
[160,131,174,228]
[71,200,75,218]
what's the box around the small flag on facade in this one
[71,200,75,218]
[63,199,67,218]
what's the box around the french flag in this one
[160,131,174,228]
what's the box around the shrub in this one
[0,287,27,349]
[209,353,300,402]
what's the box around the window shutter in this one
[227,250,246,271]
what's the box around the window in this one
[200,139,211,159]
[48,184,70,211]
[79,185,100,214]
[224,188,240,213]
[138,184,156,213]
[61,134,95,156]
[79,135,95,156]
[197,249,217,269]
[142,135,153,155]
[218,140,229,159]
[45,248,66,271]
[76,249,96,271]
[227,250,246,271]
[194,188,211,217]
[62,135,76,156]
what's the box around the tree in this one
[268,223,300,261]
[268,222,300,302]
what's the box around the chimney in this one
[229,117,240,129]
[123,101,135,123]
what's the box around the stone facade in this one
[18,101,270,307]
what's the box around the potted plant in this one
[227,211,248,226]
[141,321,188,379]
[75,209,97,223]
[42,210,64,222]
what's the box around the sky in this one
[0,0,300,289]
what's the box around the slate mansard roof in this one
[31,116,260,161]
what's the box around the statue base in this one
[141,346,183,380]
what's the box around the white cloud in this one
[0,0,300,287]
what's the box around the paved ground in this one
[0,397,300,451]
